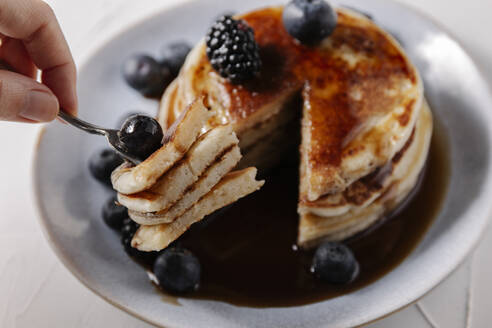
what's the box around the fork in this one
[58,110,141,164]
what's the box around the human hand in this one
[0,0,77,123]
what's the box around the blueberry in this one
[121,218,139,254]
[122,54,173,97]
[153,247,201,294]
[121,218,138,238]
[88,149,124,187]
[118,115,163,162]
[160,42,192,77]
[120,218,157,261]
[311,242,359,284]
[116,111,146,129]
[282,0,338,45]
[102,196,128,230]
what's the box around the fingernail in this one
[20,90,59,122]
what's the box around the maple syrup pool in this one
[138,122,449,308]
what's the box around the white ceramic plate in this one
[33,0,492,327]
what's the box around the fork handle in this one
[58,110,108,136]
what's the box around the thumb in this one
[0,70,59,123]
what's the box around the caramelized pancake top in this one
[196,7,418,162]
[161,6,422,199]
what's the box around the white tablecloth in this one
[1,0,491,327]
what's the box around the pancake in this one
[159,7,421,191]
[132,168,265,251]
[117,125,238,213]
[128,146,242,225]
[156,6,426,246]
[298,101,429,218]
[112,98,210,195]
[298,100,432,247]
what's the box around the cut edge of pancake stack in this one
[297,100,433,248]
[111,99,264,251]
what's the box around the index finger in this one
[0,0,77,114]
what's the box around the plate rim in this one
[32,0,492,327]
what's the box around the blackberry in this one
[206,15,261,84]
[213,11,236,22]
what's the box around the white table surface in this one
[1,0,491,327]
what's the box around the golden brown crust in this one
[190,7,417,161]
[181,7,420,198]
[300,127,416,209]
[160,6,422,205]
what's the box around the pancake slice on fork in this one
[111,98,210,194]
[117,125,239,213]
[132,168,265,251]
[128,145,241,225]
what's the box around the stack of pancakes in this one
[112,99,264,251]
[157,6,433,248]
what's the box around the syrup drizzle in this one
[147,122,450,308]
